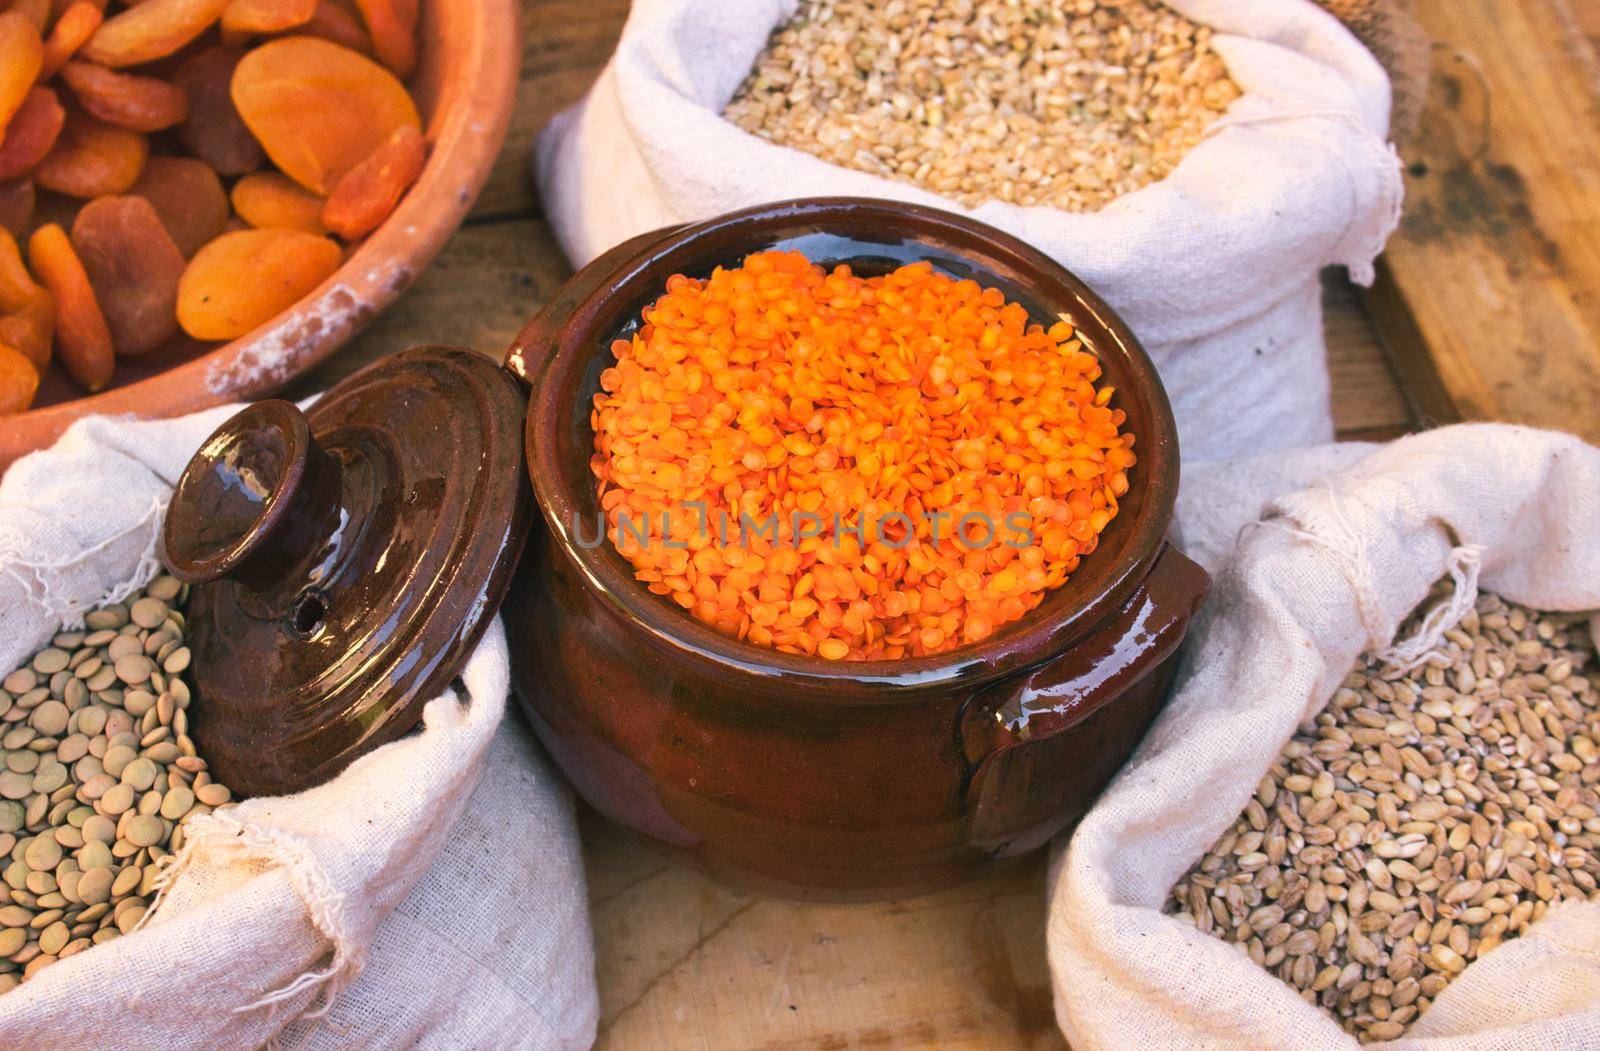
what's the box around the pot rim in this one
[520,197,1179,693]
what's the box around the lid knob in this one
[164,399,342,594]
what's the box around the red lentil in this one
[591,250,1133,660]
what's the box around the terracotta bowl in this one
[502,198,1212,900]
[0,0,520,470]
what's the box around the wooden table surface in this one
[282,2,1592,1047]
[1366,0,1600,445]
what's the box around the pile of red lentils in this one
[590,250,1133,660]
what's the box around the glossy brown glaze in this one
[961,543,1209,858]
[166,347,531,798]
[504,198,1209,898]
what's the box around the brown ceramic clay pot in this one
[165,198,1207,898]
[500,198,1209,900]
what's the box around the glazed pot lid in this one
[162,346,531,798]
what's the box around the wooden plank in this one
[583,809,1064,1051]
[1364,0,1600,443]
[283,218,572,396]
[1323,270,1416,439]
[470,0,633,220]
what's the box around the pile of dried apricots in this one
[0,0,428,415]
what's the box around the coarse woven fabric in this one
[1049,423,1600,1049]
[0,409,598,1050]
[533,0,1404,464]
[1312,0,1430,142]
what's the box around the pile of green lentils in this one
[0,574,233,991]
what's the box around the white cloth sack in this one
[0,410,598,1050]
[1049,423,1600,1049]
[534,0,1403,462]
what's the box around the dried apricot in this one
[28,222,112,390]
[71,195,185,356]
[221,0,315,37]
[128,156,227,257]
[0,87,65,183]
[0,287,54,371]
[8,0,50,30]
[39,2,103,80]
[0,13,45,136]
[32,106,147,198]
[171,46,264,175]
[303,0,370,54]
[351,0,414,78]
[177,227,339,340]
[322,122,421,240]
[0,343,40,415]
[0,179,33,236]
[0,226,40,311]
[60,62,188,133]
[231,170,325,233]
[1,203,54,369]
[231,36,419,194]
[80,0,229,68]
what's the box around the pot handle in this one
[503,224,687,388]
[958,543,1210,766]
